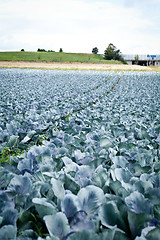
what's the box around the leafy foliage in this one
[92,47,99,54]
[104,43,126,63]
[37,48,47,52]
[0,69,159,239]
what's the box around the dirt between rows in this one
[0,61,153,71]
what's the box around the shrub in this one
[37,48,47,52]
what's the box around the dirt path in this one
[0,61,153,71]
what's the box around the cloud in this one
[0,0,159,54]
[123,0,160,7]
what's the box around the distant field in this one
[0,51,122,64]
[150,65,160,72]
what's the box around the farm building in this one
[122,54,160,66]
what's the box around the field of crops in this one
[0,69,160,240]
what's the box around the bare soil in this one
[0,61,153,71]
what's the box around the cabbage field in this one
[0,68,160,240]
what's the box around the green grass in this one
[0,51,122,64]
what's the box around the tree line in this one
[37,48,63,52]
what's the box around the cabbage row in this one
[0,69,160,240]
[0,69,117,150]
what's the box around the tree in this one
[59,48,63,52]
[92,47,98,54]
[134,55,139,65]
[104,43,122,61]
[21,49,24,51]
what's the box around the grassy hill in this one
[0,51,122,64]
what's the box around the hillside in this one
[0,51,122,64]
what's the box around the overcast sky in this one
[0,0,160,54]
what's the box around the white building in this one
[122,54,160,66]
